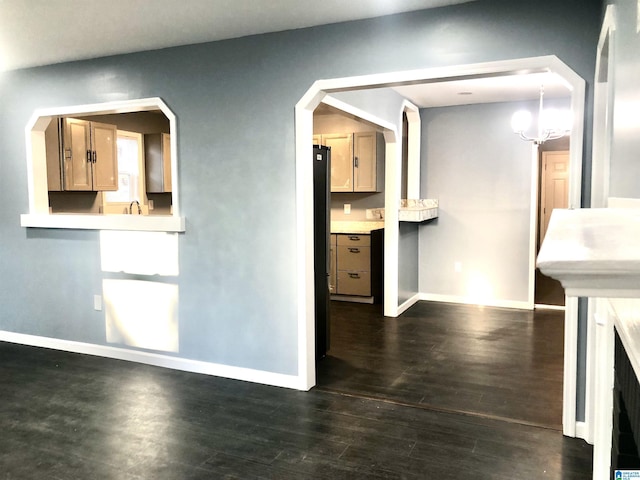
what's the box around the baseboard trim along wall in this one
[397,293,421,316]
[0,330,307,391]
[419,293,532,311]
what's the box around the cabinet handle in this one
[348,273,360,279]
[86,150,92,163]
[348,248,360,254]
[92,150,97,163]
[354,156,359,168]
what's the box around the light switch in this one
[94,295,102,311]
[344,204,351,215]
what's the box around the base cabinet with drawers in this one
[331,229,383,303]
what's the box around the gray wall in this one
[0,1,602,381]
[399,223,420,305]
[419,101,535,304]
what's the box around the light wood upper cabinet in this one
[64,118,93,191]
[314,131,383,193]
[45,118,62,191]
[90,121,119,191]
[145,133,172,193]
[46,118,118,192]
[353,132,380,192]
[323,133,353,192]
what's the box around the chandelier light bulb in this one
[510,85,571,145]
[511,110,531,133]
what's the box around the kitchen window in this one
[103,131,146,214]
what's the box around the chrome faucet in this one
[129,200,142,215]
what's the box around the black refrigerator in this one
[313,144,330,360]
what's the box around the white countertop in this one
[331,220,384,234]
[537,208,640,297]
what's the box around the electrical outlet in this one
[94,295,102,311]
[344,204,351,215]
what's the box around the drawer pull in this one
[348,273,360,279]
[348,248,360,254]
[348,236,361,241]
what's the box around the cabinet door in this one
[45,118,62,191]
[145,133,172,193]
[325,133,353,192]
[337,271,371,296]
[162,133,172,193]
[337,245,371,272]
[63,118,93,191]
[91,121,118,191]
[353,132,378,192]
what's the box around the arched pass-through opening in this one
[21,97,184,232]
[294,56,586,441]
[318,94,400,319]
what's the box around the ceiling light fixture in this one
[511,85,571,145]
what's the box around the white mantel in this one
[537,207,640,480]
[538,208,640,297]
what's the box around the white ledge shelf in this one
[537,208,640,297]
[20,213,185,233]
[399,198,438,223]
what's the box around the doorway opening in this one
[296,55,585,439]
[535,138,570,308]
[311,97,397,359]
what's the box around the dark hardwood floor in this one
[535,269,566,306]
[318,301,565,429]
[0,301,592,479]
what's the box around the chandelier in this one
[511,85,571,145]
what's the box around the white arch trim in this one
[402,100,421,200]
[295,57,586,443]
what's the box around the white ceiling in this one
[393,71,571,108]
[0,0,570,107]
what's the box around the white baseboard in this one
[419,293,532,310]
[0,330,306,390]
[574,421,591,444]
[397,293,421,316]
[535,303,566,311]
